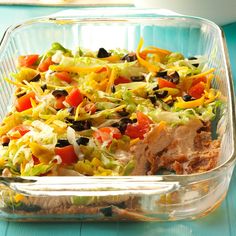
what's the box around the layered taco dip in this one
[0,38,221,177]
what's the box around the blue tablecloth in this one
[0,5,235,236]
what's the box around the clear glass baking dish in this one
[0,9,235,221]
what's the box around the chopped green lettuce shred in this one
[46,42,73,58]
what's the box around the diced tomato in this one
[8,124,30,139]
[32,155,40,165]
[139,52,147,60]
[125,112,153,139]
[55,71,72,83]
[137,111,153,127]
[38,57,53,72]
[15,91,35,112]
[84,103,96,114]
[55,96,66,110]
[70,81,78,86]
[114,76,131,85]
[93,127,122,146]
[124,125,139,139]
[65,88,83,107]
[157,78,176,88]
[12,125,30,136]
[18,54,39,67]
[188,82,205,99]
[191,76,207,87]
[55,145,78,165]
[96,67,108,73]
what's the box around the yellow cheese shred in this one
[74,100,86,121]
[79,89,95,102]
[188,68,215,80]
[49,65,105,74]
[106,67,117,94]
[45,115,58,125]
[4,77,27,88]
[204,89,220,104]
[100,55,120,62]
[130,138,140,146]
[146,46,171,55]
[205,74,214,91]
[175,96,205,109]
[136,38,160,73]
[158,88,180,96]
[14,194,25,203]
[140,46,171,63]
[163,95,173,103]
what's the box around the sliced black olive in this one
[119,123,129,134]
[188,56,197,60]
[66,119,92,131]
[169,71,179,81]
[120,119,132,134]
[41,84,47,91]
[97,48,111,58]
[111,85,116,93]
[155,90,168,98]
[111,122,119,127]
[164,71,180,84]
[2,142,9,147]
[152,85,159,91]
[148,95,157,104]
[76,137,89,146]
[16,92,26,98]
[13,203,41,212]
[166,100,174,107]
[72,120,91,131]
[115,202,126,209]
[30,73,41,82]
[52,89,68,98]
[156,71,168,77]
[112,121,127,134]
[100,206,113,217]
[67,107,74,114]
[120,118,133,124]
[121,53,137,62]
[132,118,137,123]
[182,94,194,101]
[130,75,145,82]
[188,57,199,67]
[56,140,70,147]
[112,118,133,134]
[169,77,179,84]
[167,77,179,84]
[117,109,129,117]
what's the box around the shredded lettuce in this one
[148,101,220,126]
[60,56,106,68]
[12,68,38,82]
[22,163,54,176]
[96,102,117,110]
[46,42,72,58]
[164,52,184,64]
[123,160,135,176]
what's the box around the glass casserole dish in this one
[0,9,235,221]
